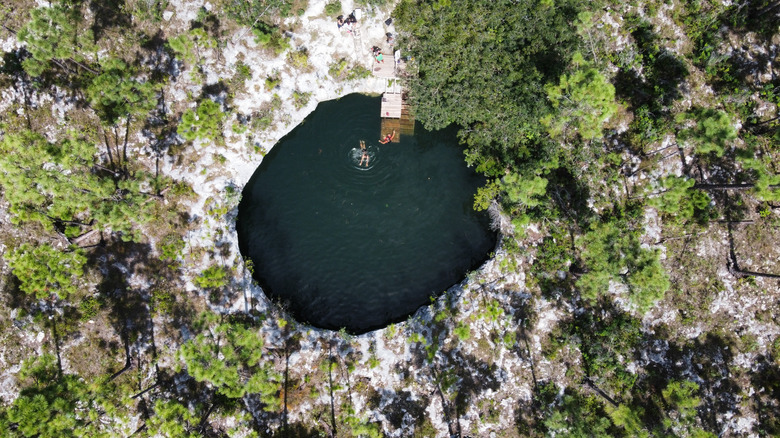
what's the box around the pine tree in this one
[179,313,281,408]
[87,58,158,126]
[17,3,96,77]
[168,28,217,68]
[680,109,737,157]
[544,52,618,141]
[501,174,548,208]
[6,354,97,437]
[5,243,86,300]
[194,266,229,290]
[543,391,613,437]
[739,152,780,202]
[576,219,669,311]
[608,404,647,436]
[651,176,713,223]
[177,99,225,142]
[0,130,154,241]
[146,400,202,438]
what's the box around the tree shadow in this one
[86,238,162,379]
[662,333,741,432]
[89,0,132,41]
[546,167,594,231]
[200,80,230,101]
[140,30,180,83]
[452,352,502,415]
[378,390,430,431]
[146,369,230,436]
[0,272,34,313]
[749,354,780,435]
[535,298,746,435]
[191,6,223,40]
[261,422,323,438]
[615,19,689,155]
[723,1,780,39]
[617,20,689,111]
[0,49,27,87]
[708,48,773,91]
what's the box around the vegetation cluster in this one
[0,0,777,435]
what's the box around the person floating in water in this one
[359,140,370,167]
[378,130,395,144]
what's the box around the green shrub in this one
[5,243,86,300]
[324,0,342,15]
[194,265,229,289]
[287,49,309,70]
[159,234,186,265]
[454,323,470,341]
[151,289,175,315]
[292,90,311,109]
[169,28,216,65]
[328,58,371,81]
[177,99,225,142]
[252,25,291,55]
[678,108,737,157]
[265,75,281,91]
[79,296,102,321]
[230,60,252,92]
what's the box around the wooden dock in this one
[380,92,402,118]
[380,95,414,143]
[371,49,414,143]
[371,55,396,78]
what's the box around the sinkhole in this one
[236,94,497,334]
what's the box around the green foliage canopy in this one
[179,314,281,407]
[576,218,670,311]
[177,99,225,142]
[501,174,548,208]
[17,3,95,77]
[146,400,203,438]
[395,0,580,170]
[169,28,217,66]
[5,243,86,300]
[0,131,153,241]
[5,354,108,437]
[651,176,712,223]
[739,150,780,202]
[87,58,158,125]
[194,265,229,289]
[680,109,737,157]
[543,390,613,437]
[543,53,617,141]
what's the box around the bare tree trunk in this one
[50,309,64,376]
[109,328,133,381]
[583,377,619,407]
[727,222,780,279]
[122,117,131,175]
[695,183,756,190]
[102,128,116,169]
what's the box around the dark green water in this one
[237,94,496,333]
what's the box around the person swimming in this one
[359,140,369,167]
[379,130,395,144]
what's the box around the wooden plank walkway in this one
[380,99,414,143]
[368,45,413,143]
[371,55,396,78]
[380,92,402,118]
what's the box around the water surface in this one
[237,94,496,333]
